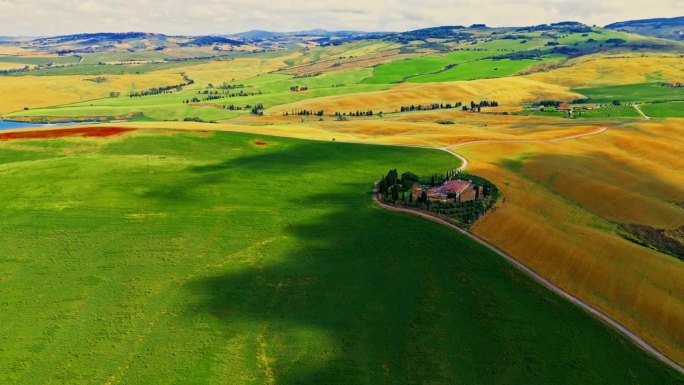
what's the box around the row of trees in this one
[214,82,245,90]
[129,75,194,98]
[196,89,262,98]
[204,103,264,113]
[398,100,499,113]
[293,72,321,78]
[400,102,462,112]
[333,110,375,117]
[283,110,325,117]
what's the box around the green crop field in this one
[576,105,643,118]
[362,50,499,84]
[407,57,562,83]
[5,67,391,121]
[524,105,642,119]
[640,101,684,117]
[0,129,681,385]
[575,82,684,104]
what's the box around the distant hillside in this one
[180,36,244,47]
[606,16,684,40]
[228,29,372,43]
[33,32,165,45]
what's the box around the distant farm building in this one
[558,103,572,111]
[426,180,472,200]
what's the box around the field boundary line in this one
[634,104,651,120]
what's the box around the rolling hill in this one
[606,16,684,40]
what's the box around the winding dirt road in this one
[374,125,684,375]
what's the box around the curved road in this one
[374,126,684,375]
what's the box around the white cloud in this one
[0,0,680,36]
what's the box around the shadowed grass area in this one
[0,130,681,384]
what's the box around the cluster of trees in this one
[531,100,562,107]
[469,100,498,108]
[250,103,265,115]
[377,169,500,226]
[290,85,309,92]
[216,83,245,90]
[84,76,107,83]
[377,169,420,202]
[293,72,322,78]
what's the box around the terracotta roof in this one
[428,180,471,197]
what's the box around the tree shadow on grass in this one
[140,141,387,205]
[184,190,683,385]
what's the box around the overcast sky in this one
[0,0,680,36]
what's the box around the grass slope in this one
[407,57,561,83]
[0,129,680,384]
[641,101,684,117]
[574,82,684,103]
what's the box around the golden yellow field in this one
[454,119,684,364]
[0,46,37,55]
[526,55,684,87]
[156,55,299,87]
[267,77,583,115]
[0,62,31,70]
[0,73,186,114]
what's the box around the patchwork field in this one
[0,129,681,384]
[267,77,582,116]
[455,119,684,364]
[2,20,684,382]
[0,73,187,115]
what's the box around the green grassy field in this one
[0,129,681,384]
[574,82,684,104]
[362,50,499,84]
[9,60,210,76]
[407,56,562,83]
[524,105,642,118]
[4,67,391,121]
[640,101,684,117]
[576,105,643,118]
